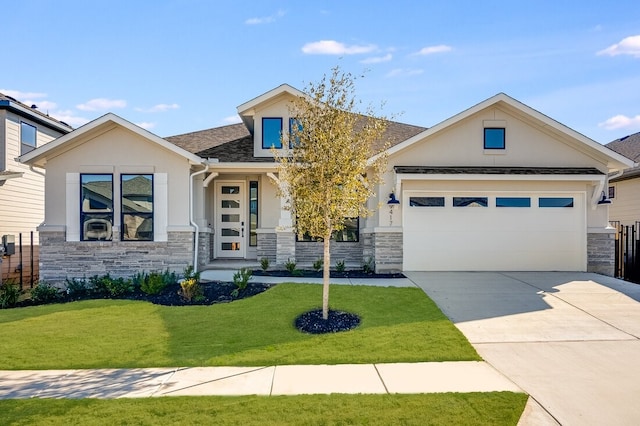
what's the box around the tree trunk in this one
[322,232,331,320]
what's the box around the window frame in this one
[20,121,37,155]
[453,197,488,207]
[538,197,574,208]
[496,197,531,208]
[80,173,114,241]
[608,186,615,199]
[249,180,258,247]
[262,117,283,149]
[409,196,445,207]
[484,127,505,150]
[120,174,154,242]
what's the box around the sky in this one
[3,1,640,144]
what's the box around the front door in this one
[215,181,245,258]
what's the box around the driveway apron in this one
[406,271,640,426]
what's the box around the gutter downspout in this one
[190,162,209,273]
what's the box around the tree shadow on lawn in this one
[157,283,480,366]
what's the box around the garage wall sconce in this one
[388,192,400,226]
[597,191,612,205]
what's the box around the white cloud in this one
[597,35,640,58]
[598,114,640,130]
[360,53,393,64]
[385,68,424,78]
[302,40,376,55]
[222,115,242,124]
[49,110,91,127]
[0,89,47,100]
[136,103,180,113]
[245,9,285,25]
[413,44,453,55]
[77,98,127,111]
[135,121,156,130]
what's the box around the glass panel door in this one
[215,181,245,258]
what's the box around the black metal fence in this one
[0,231,38,289]
[612,221,640,284]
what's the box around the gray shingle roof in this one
[164,119,426,163]
[606,132,640,182]
[0,92,73,131]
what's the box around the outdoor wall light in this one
[597,191,612,205]
[388,192,400,226]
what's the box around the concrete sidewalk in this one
[0,362,521,399]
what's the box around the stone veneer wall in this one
[198,231,211,268]
[370,231,403,273]
[39,231,194,285]
[587,232,615,276]
[294,240,363,269]
[257,232,277,264]
[275,230,296,267]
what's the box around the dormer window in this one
[262,117,283,149]
[484,128,505,149]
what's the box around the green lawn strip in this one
[0,393,528,426]
[0,283,479,369]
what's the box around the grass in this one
[0,283,480,369]
[0,393,528,425]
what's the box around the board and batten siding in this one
[609,178,640,225]
[0,113,62,244]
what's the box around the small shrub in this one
[141,272,167,295]
[312,258,323,272]
[180,278,203,302]
[30,282,61,304]
[232,268,253,297]
[260,257,270,271]
[362,257,374,274]
[131,271,148,291]
[0,281,20,309]
[65,277,90,299]
[89,274,112,297]
[105,277,134,297]
[285,258,297,274]
[335,260,346,273]
[183,265,200,283]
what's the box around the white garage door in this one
[403,191,586,271]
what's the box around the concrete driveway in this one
[405,271,640,426]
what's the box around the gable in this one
[388,95,634,173]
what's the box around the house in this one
[19,85,634,284]
[0,93,72,283]
[606,132,640,225]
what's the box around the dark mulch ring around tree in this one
[253,269,405,279]
[295,309,361,334]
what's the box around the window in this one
[249,181,258,246]
[297,218,359,242]
[81,174,114,241]
[410,197,445,207]
[608,186,615,199]
[289,117,303,148]
[20,122,37,155]
[262,117,282,149]
[539,197,573,208]
[453,197,488,207]
[484,128,505,149]
[496,197,531,207]
[121,174,154,241]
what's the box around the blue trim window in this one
[20,122,37,155]
[484,128,505,149]
[297,218,359,242]
[121,174,154,241]
[539,197,574,208]
[262,117,282,149]
[453,197,488,207]
[289,117,302,148]
[410,197,445,207]
[80,174,114,241]
[496,197,531,207]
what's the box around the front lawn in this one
[0,283,479,369]
[0,393,528,425]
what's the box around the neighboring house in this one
[606,132,640,225]
[19,86,634,283]
[0,93,72,283]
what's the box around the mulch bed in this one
[295,309,361,334]
[252,270,405,279]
